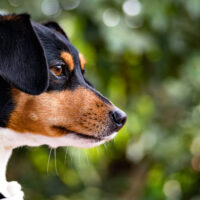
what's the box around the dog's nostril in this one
[110,109,127,128]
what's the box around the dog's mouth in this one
[52,125,115,142]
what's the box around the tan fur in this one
[0,15,19,21]
[60,52,74,71]
[79,53,86,70]
[8,87,113,137]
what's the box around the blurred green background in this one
[2,0,200,199]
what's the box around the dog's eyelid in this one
[49,59,65,67]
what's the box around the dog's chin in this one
[0,128,117,149]
[51,126,118,148]
[54,131,118,149]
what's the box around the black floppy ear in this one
[43,21,69,40]
[0,14,48,95]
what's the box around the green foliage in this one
[4,0,200,199]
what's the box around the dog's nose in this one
[110,109,127,129]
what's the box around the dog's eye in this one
[50,66,63,76]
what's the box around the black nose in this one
[110,109,127,129]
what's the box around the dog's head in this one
[0,14,126,148]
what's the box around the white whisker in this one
[47,147,52,174]
[54,148,59,176]
[64,147,68,165]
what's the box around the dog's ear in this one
[43,21,69,40]
[0,14,48,95]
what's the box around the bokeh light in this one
[42,0,60,16]
[2,0,200,199]
[163,180,182,200]
[122,0,142,16]
[103,8,120,27]
[60,0,80,11]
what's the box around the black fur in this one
[32,21,92,91]
[0,13,111,127]
[0,77,15,127]
[43,21,69,40]
[0,193,5,199]
[0,14,49,95]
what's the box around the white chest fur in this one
[0,128,115,199]
[0,145,12,184]
[0,130,24,199]
[0,146,24,199]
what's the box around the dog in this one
[0,13,127,199]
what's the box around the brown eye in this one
[50,66,63,76]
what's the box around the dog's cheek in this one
[7,89,64,136]
[7,87,113,137]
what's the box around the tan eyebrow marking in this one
[79,53,86,70]
[60,52,74,71]
[0,15,20,21]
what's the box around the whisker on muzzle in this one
[47,147,53,174]
[54,148,59,176]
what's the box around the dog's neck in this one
[0,144,12,188]
[0,77,14,127]
[0,128,14,188]
[0,78,14,190]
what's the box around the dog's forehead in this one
[32,22,80,66]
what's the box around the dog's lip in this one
[52,125,105,141]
